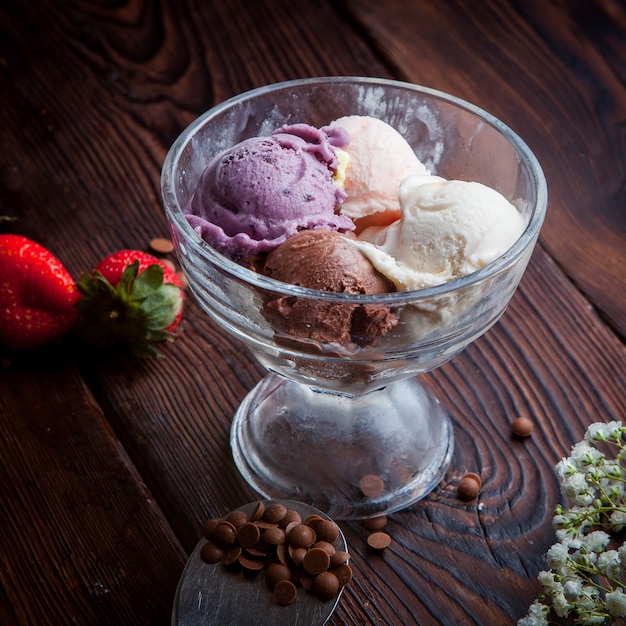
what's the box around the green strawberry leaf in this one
[117,261,141,300]
[76,258,183,357]
[141,286,181,330]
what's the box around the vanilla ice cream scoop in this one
[356,175,526,290]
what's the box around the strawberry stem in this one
[76,260,183,357]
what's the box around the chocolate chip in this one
[303,547,331,575]
[358,474,385,497]
[200,542,224,564]
[226,510,249,528]
[329,550,350,567]
[213,521,238,547]
[313,541,336,556]
[299,572,314,591]
[312,571,340,600]
[273,579,297,605]
[263,503,288,524]
[284,520,300,535]
[289,546,307,567]
[253,520,278,530]
[237,522,261,548]
[279,509,301,528]
[457,475,481,501]
[512,416,534,437]
[265,562,292,591]
[200,502,349,609]
[276,543,289,565]
[149,237,174,254]
[331,562,353,586]
[245,545,269,558]
[238,553,265,572]
[309,518,339,543]
[286,523,316,548]
[367,531,392,550]
[263,526,286,545]
[221,544,242,566]
[462,472,482,489]
[202,518,220,539]
[250,501,265,521]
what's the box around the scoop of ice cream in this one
[185,124,355,260]
[328,115,430,230]
[357,175,526,290]
[263,229,397,347]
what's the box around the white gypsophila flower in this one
[556,458,579,480]
[603,481,626,503]
[601,459,623,480]
[582,530,611,553]
[578,586,599,612]
[561,472,592,503]
[538,570,564,596]
[552,514,568,530]
[574,492,595,507]
[586,467,605,483]
[546,542,569,571]
[551,591,570,618]
[516,601,549,626]
[555,527,583,550]
[562,578,583,602]
[517,600,550,626]
[605,588,626,618]
[572,549,597,569]
[597,549,622,580]
[553,505,596,531]
[554,507,596,542]
[569,441,604,470]
[610,509,626,532]
[524,424,626,624]
[585,421,623,443]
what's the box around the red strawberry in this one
[77,250,184,357]
[0,234,80,350]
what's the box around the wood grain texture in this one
[0,346,187,625]
[0,0,625,624]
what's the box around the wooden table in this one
[1,1,624,624]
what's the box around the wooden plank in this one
[0,346,187,625]
[1,0,624,624]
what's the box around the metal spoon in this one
[172,500,347,626]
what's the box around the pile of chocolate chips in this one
[200,501,352,606]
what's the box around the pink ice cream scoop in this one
[186,124,355,260]
[329,115,430,231]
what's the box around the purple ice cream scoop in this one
[185,124,355,260]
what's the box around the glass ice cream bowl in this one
[161,77,547,520]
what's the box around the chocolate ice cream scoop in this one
[263,230,397,347]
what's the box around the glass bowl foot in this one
[231,374,453,519]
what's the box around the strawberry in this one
[77,250,184,357]
[0,234,80,350]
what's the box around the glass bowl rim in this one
[161,76,547,305]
